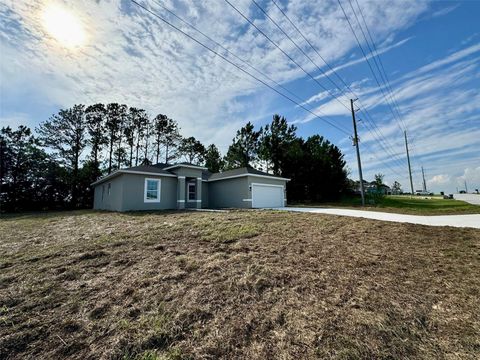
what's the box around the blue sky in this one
[0,0,479,193]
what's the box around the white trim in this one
[177,200,185,203]
[164,164,208,171]
[91,169,176,186]
[144,178,161,203]
[187,199,202,203]
[177,176,186,179]
[208,173,290,182]
[242,198,252,202]
[251,182,285,188]
[196,177,203,180]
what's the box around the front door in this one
[187,180,196,208]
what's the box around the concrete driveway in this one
[274,207,480,229]
[454,193,480,205]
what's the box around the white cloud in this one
[0,0,476,194]
[430,4,459,19]
[0,0,430,147]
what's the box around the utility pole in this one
[404,131,414,195]
[421,166,427,192]
[351,99,365,206]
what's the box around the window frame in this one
[144,178,161,203]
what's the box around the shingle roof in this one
[208,167,288,181]
[125,164,175,176]
[92,164,288,186]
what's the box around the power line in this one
[349,0,419,173]
[250,0,351,112]
[129,0,351,135]
[223,0,351,112]
[268,0,407,169]
[351,0,408,130]
[337,0,405,134]
[150,0,306,106]
[132,0,407,178]
[151,0,407,178]
[343,0,404,130]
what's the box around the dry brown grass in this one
[0,210,479,359]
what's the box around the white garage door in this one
[252,184,284,208]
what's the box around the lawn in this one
[294,194,480,215]
[1,210,479,359]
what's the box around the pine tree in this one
[224,121,260,168]
[204,144,224,173]
[37,104,87,208]
[85,103,107,180]
[258,114,297,175]
[178,136,206,165]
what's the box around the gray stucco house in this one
[92,163,289,211]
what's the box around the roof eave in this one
[163,164,208,171]
[91,169,177,186]
[208,173,291,182]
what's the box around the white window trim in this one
[144,178,161,203]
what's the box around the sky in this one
[0,0,479,193]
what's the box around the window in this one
[107,183,111,195]
[188,182,196,201]
[144,178,161,203]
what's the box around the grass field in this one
[1,210,479,359]
[294,194,480,215]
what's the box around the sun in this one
[42,3,86,49]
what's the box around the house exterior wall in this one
[120,173,177,211]
[93,175,124,212]
[169,167,204,179]
[93,168,288,211]
[201,181,209,208]
[208,177,250,208]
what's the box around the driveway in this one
[454,193,480,205]
[275,207,480,229]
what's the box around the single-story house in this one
[92,162,289,211]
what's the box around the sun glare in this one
[42,3,86,49]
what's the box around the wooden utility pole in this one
[350,99,365,206]
[404,131,414,195]
[421,166,427,192]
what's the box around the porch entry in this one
[186,178,201,208]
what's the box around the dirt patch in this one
[0,210,479,359]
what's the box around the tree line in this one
[224,115,349,202]
[0,105,349,212]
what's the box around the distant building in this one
[354,180,392,195]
